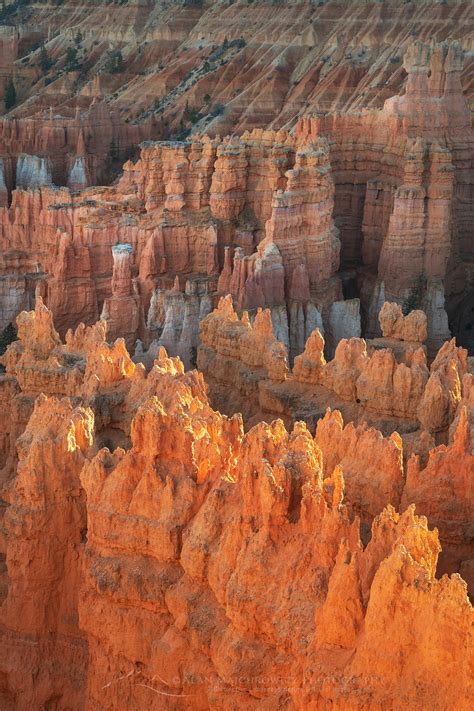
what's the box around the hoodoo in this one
[0,2,472,709]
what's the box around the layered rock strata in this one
[296,40,474,352]
[0,102,154,195]
[0,130,346,361]
[3,1,473,134]
[2,39,473,361]
[101,243,142,351]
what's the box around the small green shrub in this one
[39,45,54,73]
[0,323,16,356]
[65,46,80,72]
[4,77,16,110]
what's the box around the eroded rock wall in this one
[0,299,472,710]
[2,38,473,360]
[296,39,474,351]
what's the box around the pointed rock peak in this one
[158,345,168,360]
[453,406,470,454]
[306,328,325,355]
[253,308,274,338]
[241,310,250,326]
[217,294,238,320]
[14,295,61,360]
[76,129,86,157]
[325,407,344,428]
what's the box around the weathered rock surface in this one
[297,39,473,352]
[101,243,142,351]
[198,298,437,434]
[0,300,472,710]
[0,5,472,708]
[403,406,474,590]
[2,35,472,360]
[379,301,428,343]
[0,130,339,357]
[1,395,92,709]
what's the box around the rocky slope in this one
[3,0,474,130]
[1,36,472,361]
[0,297,472,709]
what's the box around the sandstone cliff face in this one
[403,407,474,589]
[0,300,472,710]
[0,102,153,195]
[296,38,473,353]
[1,37,473,361]
[1,395,92,708]
[0,7,472,707]
[0,129,345,362]
[265,141,340,297]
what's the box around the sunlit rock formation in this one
[1,37,472,361]
[0,299,472,709]
[199,298,435,434]
[0,3,471,706]
[0,130,347,360]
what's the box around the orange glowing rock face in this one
[0,8,472,707]
[0,298,472,710]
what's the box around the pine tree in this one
[109,140,119,163]
[65,46,80,72]
[105,50,124,74]
[4,77,16,111]
[114,50,124,73]
[0,322,16,356]
[39,45,53,74]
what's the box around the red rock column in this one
[265,140,341,305]
[111,243,133,296]
[209,141,248,220]
[102,244,141,350]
